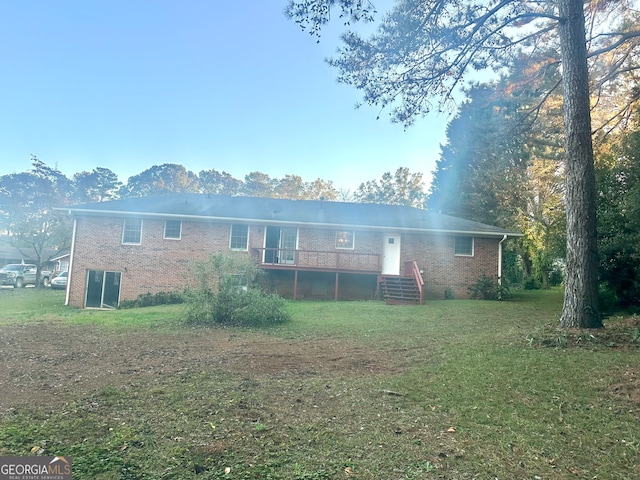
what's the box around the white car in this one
[50,271,68,290]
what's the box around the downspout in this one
[65,217,77,306]
[498,234,508,286]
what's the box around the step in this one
[379,276,421,304]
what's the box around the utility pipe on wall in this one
[65,218,78,307]
[498,234,508,285]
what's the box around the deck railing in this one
[253,248,382,273]
[405,260,425,304]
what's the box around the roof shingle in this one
[59,193,521,237]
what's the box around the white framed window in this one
[335,230,355,249]
[122,218,142,245]
[454,236,474,256]
[230,224,249,250]
[164,220,182,240]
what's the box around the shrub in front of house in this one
[469,274,510,300]
[212,288,290,326]
[120,291,185,309]
[182,253,291,327]
[522,276,541,290]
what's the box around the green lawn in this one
[0,288,638,479]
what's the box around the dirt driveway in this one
[0,321,406,414]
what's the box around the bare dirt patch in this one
[610,367,640,407]
[0,321,405,414]
[528,315,640,411]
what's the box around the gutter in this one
[65,218,77,306]
[498,234,508,285]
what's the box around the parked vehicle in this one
[0,264,53,287]
[50,271,68,290]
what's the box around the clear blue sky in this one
[0,1,450,193]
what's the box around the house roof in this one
[57,193,522,237]
[0,237,68,265]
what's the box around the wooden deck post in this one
[293,270,298,300]
[335,272,339,301]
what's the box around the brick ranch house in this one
[56,193,521,309]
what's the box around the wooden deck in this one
[252,248,382,274]
[252,249,423,303]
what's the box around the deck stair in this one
[378,260,424,305]
[379,275,422,304]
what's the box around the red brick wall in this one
[402,233,501,299]
[297,228,381,254]
[68,215,502,307]
[69,217,236,307]
[296,228,382,271]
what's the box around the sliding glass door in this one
[86,270,121,308]
[264,227,298,265]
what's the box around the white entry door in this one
[382,234,401,275]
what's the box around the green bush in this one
[216,289,290,326]
[598,284,619,316]
[120,291,185,309]
[182,253,290,327]
[548,263,564,286]
[522,276,540,290]
[469,274,510,300]
[182,288,217,325]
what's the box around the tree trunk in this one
[557,0,602,328]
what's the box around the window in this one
[454,236,474,256]
[164,220,182,240]
[336,230,355,249]
[122,218,142,244]
[230,224,249,250]
[230,273,248,292]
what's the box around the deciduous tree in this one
[198,169,243,195]
[0,157,72,283]
[304,178,340,200]
[242,171,277,197]
[275,174,307,199]
[354,167,427,207]
[72,167,121,203]
[120,164,199,198]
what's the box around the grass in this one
[0,287,638,479]
[0,288,184,329]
